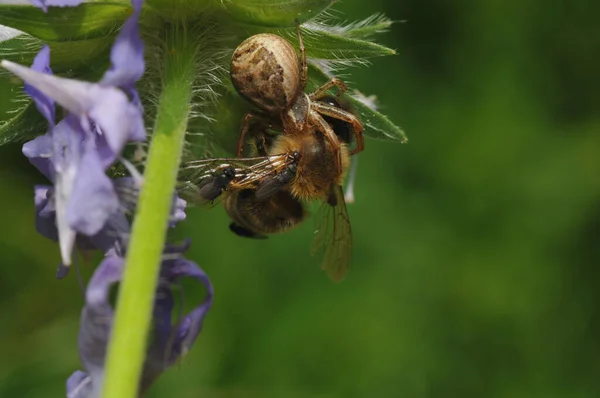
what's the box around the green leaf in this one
[145,0,212,21]
[297,26,396,59]
[0,2,129,41]
[0,34,38,145]
[50,36,113,71]
[308,64,407,142]
[220,0,334,27]
[0,33,41,68]
[332,14,394,40]
[0,72,26,128]
[1,30,113,71]
[343,92,408,142]
[0,99,47,146]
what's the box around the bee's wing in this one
[180,154,291,205]
[311,185,353,282]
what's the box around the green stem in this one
[102,24,196,398]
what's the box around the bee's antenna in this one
[344,155,358,204]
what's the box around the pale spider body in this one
[230,33,300,113]
[230,28,364,174]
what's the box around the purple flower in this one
[22,131,53,181]
[22,114,120,267]
[2,0,147,267]
[5,0,146,165]
[3,59,145,166]
[141,241,213,390]
[101,0,145,108]
[33,176,187,278]
[170,195,187,227]
[23,45,55,126]
[67,242,213,397]
[34,185,58,242]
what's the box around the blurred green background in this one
[1,0,600,397]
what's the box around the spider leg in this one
[296,23,308,91]
[237,112,275,157]
[311,101,364,155]
[309,78,348,101]
[309,110,343,173]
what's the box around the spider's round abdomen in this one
[231,34,300,114]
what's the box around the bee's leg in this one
[309,78,348,101]
[229,223,268,239]
[311,101,364,155]
[309,110,343,173]
[296,21,308,91]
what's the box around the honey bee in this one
[230,26,365,175]
[182,96,358,282]
[182,151,299,204]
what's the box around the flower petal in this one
[24,45,55,125]
[101,0,144,92]
[86,211,131,254]
[1,60,144,159]
[170,196,187,227]
[51,117,81,266]
[72,252,122,398]
[99,0,146,142]
[66,370,92,398]
[167,259,213,362]
[56,263,71,279]
[88,94,145,158]
[67,143,119,236]
[34,185,58,241]
[79,253,123,374]
[141,251,213,391]
[140,279,174,391]
[72,241,213,395]
[23,133,53,181]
